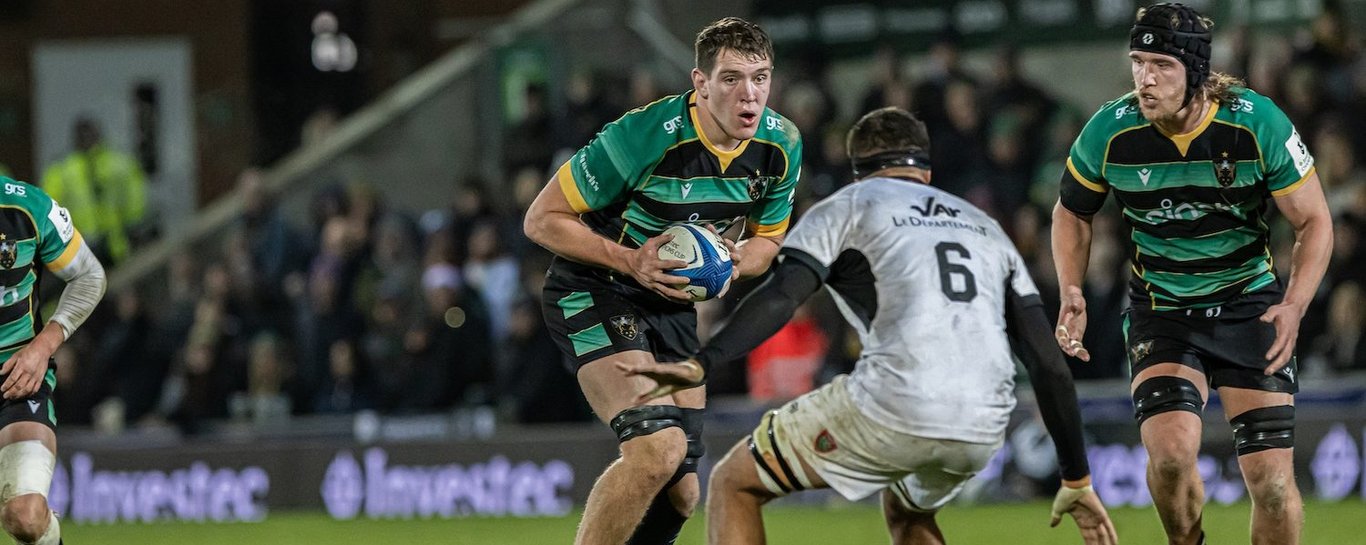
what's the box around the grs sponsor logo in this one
[1285,128,1314,177]
[1143,198,1234,224]
[50,452,269,523]
[321,449,574,520]
[663,115,685,134]
[3,183,24,196]
[765,116,783,131]
[1230,98,1254,113]
[1115,104,1137,118]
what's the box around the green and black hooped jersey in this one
[1060,88,1316,310]
[557,90,802,251]
[0,177,83,359]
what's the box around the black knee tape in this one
[610,405,684,443]
[680,408,705,460]
[663,408,705,489]
[1230,405,1295,456]
[1133,376,1204,425]
[626,490,689,545]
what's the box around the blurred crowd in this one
[48,8,1366,434]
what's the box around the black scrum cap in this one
[1130,3,1212,107]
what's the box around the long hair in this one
[1203,71,1246,104]
[1124,70,1247,109]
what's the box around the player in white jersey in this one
[620,107,1115,545]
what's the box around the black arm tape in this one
[610,405,684,443]
[1058,170,1106,216]
[694,257,823,370]
[1132,376,1204,425]
[1230,405,1295,456]
[1006,286,1090,481]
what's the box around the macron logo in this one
[27,400,39,413]
[1138,168,1152,186]
[681,182,693,199]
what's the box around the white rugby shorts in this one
[748,375,1002,511]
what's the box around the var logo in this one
[910,196,961,218]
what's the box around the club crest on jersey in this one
[747,172,774,201]
[814,429,837,453]
[1129,340,1154,363]
[1214,151,1237,187]
[0,233,14,269]
[610,314,638,341]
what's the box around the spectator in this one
[985,45,1058,179]
[1311,282,1366,373]
[857,46,911,116]
[502,299,590,424]
[294,217,365,409]
[313,339,375,413]
[382,263,492,412]
[463,220,520,343]
[911,30,976,131]
[229,331,294,423]
[40,117,149,264]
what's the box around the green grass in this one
[65,500,1366,544]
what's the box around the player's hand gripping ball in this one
[657,224,733,302]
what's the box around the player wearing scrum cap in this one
[1052,4,1332,544]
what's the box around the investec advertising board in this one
[51,415,1366,523]
[52,433,619,523]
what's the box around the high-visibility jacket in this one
[40,144,147,262]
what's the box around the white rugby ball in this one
[657,224,734,302]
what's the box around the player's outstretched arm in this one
[524,172,693,302]
[1050,479,1118,545]
[620,256,824,404]
[615,359,706,404]
[1051,201,1095,361]
[1005,286,1116,544]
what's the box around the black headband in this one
[851,150,931,180]
[1130,3,1211,107]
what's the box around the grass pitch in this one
[66,500,1364,544]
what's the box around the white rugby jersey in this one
[781,177,1039,444]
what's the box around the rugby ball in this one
[657,224,733,302]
